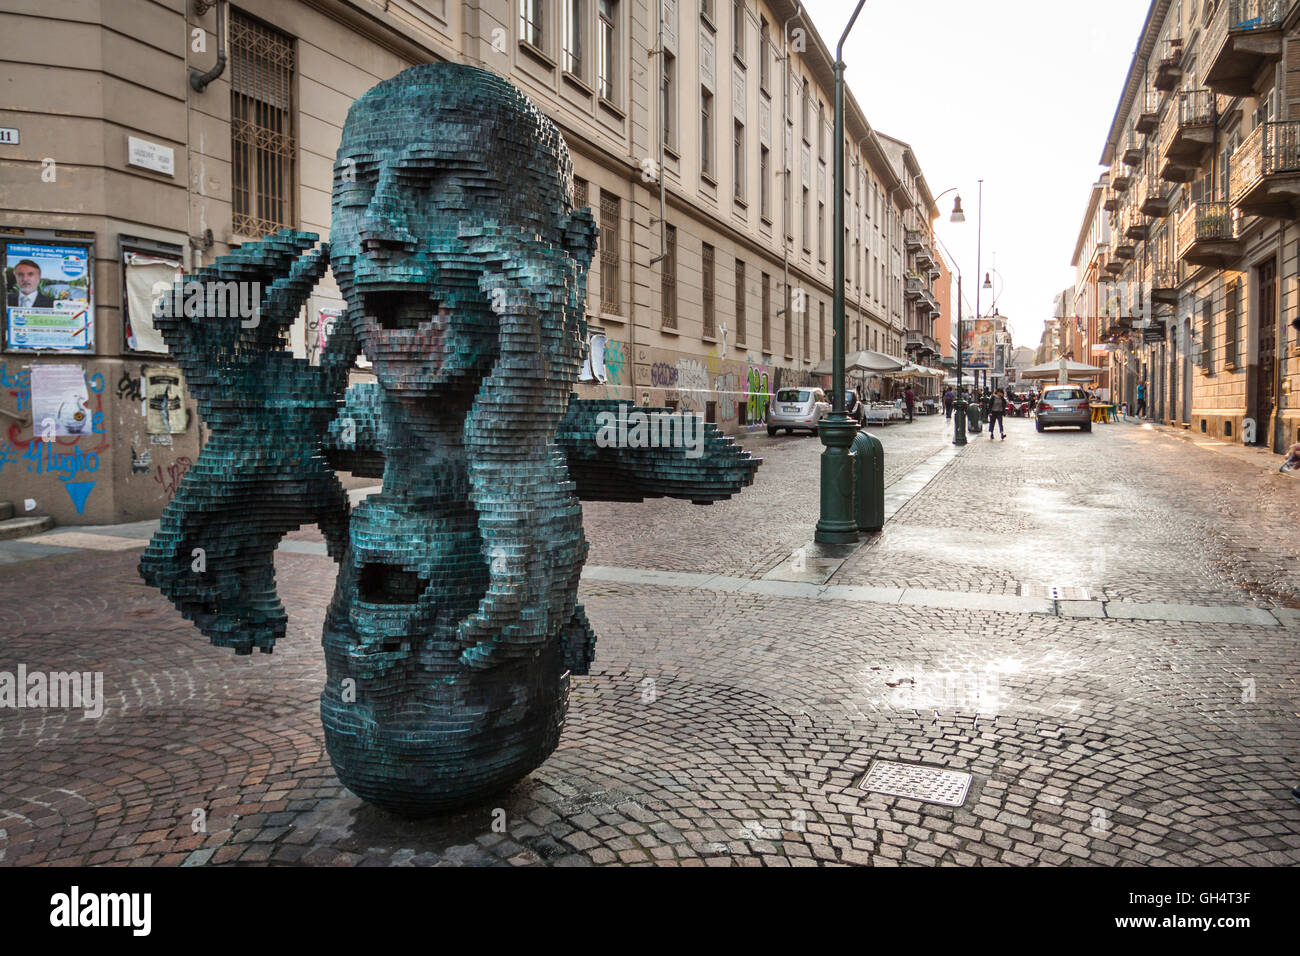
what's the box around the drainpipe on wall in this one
[649,0,667,267]
[776,4,802,345]
[190,0,228,93]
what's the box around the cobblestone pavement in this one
[1,412,1298,866]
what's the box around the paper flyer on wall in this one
[28,363,92,438]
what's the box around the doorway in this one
[1254,258,1277,446]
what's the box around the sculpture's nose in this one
[358,169,417,256]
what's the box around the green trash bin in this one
[851,429,884,532]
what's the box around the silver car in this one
[767,387,830,436]
[1034,385,1092,432]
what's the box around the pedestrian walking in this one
[943,387,954,420]
[988,388,1007,440]
[1136,380,1147,418]
[904,386,916,423]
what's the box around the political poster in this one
[5,242,94,350]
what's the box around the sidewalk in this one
[1116,417,1297,479]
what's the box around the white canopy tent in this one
[1019,358,1104,383]
[812,350,906,376]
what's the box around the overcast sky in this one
[803,0,1152,350]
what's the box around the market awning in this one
[812,350,906,375]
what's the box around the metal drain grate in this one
[859,760,972,807]
[1020,583,1092,601]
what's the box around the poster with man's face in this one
[5,242,94,350]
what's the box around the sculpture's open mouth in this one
[361,288,446,330]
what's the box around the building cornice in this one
[1100,0,1171,166]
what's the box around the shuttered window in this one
[702,243,716,338]
[1224,281,1239,369]
[1200,297,1213,372]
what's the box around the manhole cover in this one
[1020,584,1092,601]
[859,760,972,807]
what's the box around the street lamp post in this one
[816,0,868,546]
[932,188,967,446]
[815,0,869,545]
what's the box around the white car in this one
[767,387,830,436]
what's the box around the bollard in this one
[851,428,884,532]
[965,401,980,433]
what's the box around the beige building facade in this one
[1076,0,1300,451]
[0,0,943,525]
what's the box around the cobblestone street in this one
[2,413,1299,867]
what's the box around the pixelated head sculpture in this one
[321,62,600,814]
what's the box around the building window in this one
[598,0,617,100]
[783,284,792,357]
[816,100,823,162]
[761,271,771,352]
[819,300,825,359]
[733,0,744,61]
[562,0,582,75]
[1200,297,1212,371]
[759,144,770,219]
[701,88,714,178]
[801,186,810,253]
[817,199,825,262]
[702,243,716,338]
[733,120,745,201]
[231,10,297,238]
[521,0,543,48]
[802,78,810,144]
[759,16,770,92]
[573,176,588,209]
[702,0,714,22]
[1224,280,1238,368]
[734,259,747,342]
[663,52,677,150]
[802,295,810,358]
[661,224,677,329]
[599,193,621,314]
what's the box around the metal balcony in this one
[1154,37,1184,91]
[1229,120,1300,218]
[1111,166,1132,192]
[1103,188,1121,212]
[1122,135,1143,167]
[904,274,923,299]
[915,243,935,272]
[1159,89,1216,180]
[1135,91,1161,135]
[1125,205,1150,241]
[1141,179,1174,217]
[904,229,923,252]
[1151,266,1180,304]
[1204,0,1289,96]
[1176,201,1242,266]
[1104,258,1125,276]
[904,329,924,348]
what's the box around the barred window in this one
[599,193,621,314]
[574,176,588,209]
[802,294,809,358]
[761,272,771,352]
[782,281,790,356]
[702,243,716,338]
[819,301,825,360]
[230,11,296,238]
[662,224,677,329]
[735,259,746,342]
[1201,297,1213,372]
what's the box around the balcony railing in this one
[1154,37,1184,91]
[1176,201,1241,264]
[1141,178,1174,217]
[904,274,923,299]
[1206,0,1290,95]
[1229,120,1300,215]
[1111,165,1132,192]
[1122,134,1143,166]
[1136,91,1161,135]
[1160,89,1216,174]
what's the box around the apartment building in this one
[1077,0,1300,451]
[1068,176,1113,391]
[0,0,942,524]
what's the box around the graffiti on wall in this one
[747,366,771,424]
[153,456,193,501]
[0,364,108,514]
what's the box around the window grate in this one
[702,243,716,338]
[734,259,746,342]
[599,193,621,314]
[230,11,296,238]
[661,224,677,329]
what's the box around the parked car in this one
[1035,385,1092,432]
[768,387,830,435]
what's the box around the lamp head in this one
[983,272,993,290]
[950,196,965,223]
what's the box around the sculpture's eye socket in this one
[397,161,443,192]
[362,289,442,330]
[335,161,378,208]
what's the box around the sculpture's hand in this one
[140,231,356,655]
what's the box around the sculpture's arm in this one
[324,388,762,504]
[140,231,355,655]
